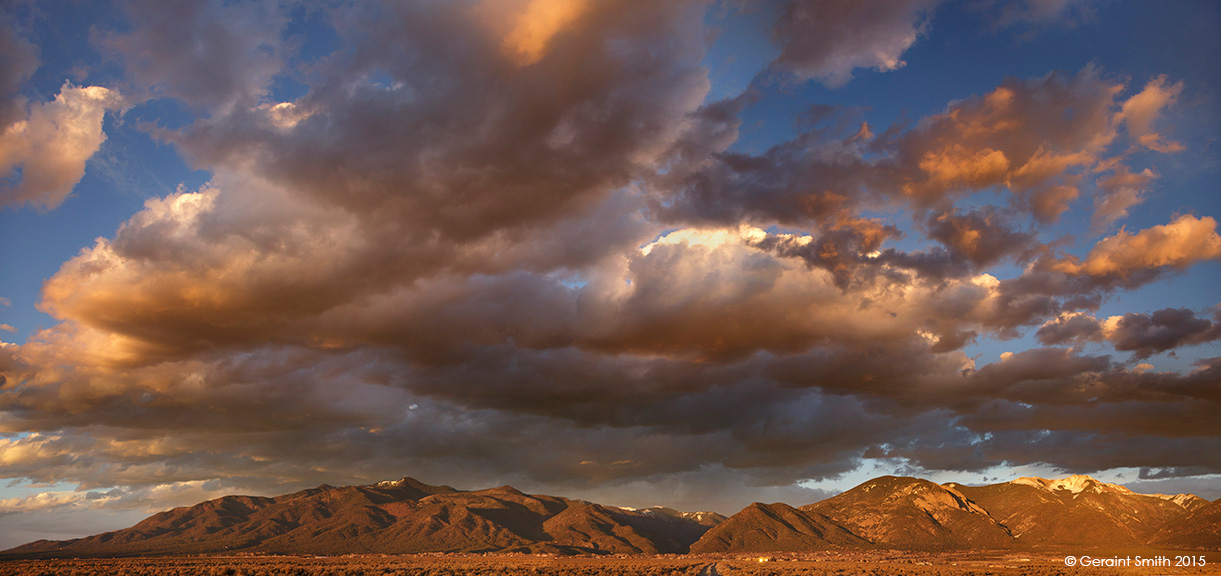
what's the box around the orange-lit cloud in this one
[1092,165,1155,231]
[891,67,1123,217]
[1054,214,1221,279]
[0,83,123,209]
[495,0,590,66]
[1119,75,1184,153]
[907,146,1010,200]
[0,1,1217,540]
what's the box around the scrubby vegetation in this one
[0,555,703,576]
[1,552,1217,576]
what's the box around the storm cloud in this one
[0,0,1217,542]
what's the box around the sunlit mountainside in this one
[5,474,1216,558]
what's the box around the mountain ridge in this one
[3,477,720,558]
[3,474,1216,558]
[695,474,1215,553]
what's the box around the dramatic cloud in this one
[925,207,1039,268]
[890,66,1122,221]
[99,0,287,111]
[769,0,942,86]
[1092,164,1155,231]
[0,0,1216,543]
[1104,307,1221,360]
[0,83,123,209]
[661,66,1167,232]
[1036,311,1103,345]
[1118,75,1184,153]
[0,17,39,129]
[1052,214,1221,284]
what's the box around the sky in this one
[0,0,1219,549]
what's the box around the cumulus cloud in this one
[1052,214,1221,283]
[0,17,39,129]
[0,0,1216,535]
[768,0,943,87]
[891,67,1122,220]
[662,66,1173,234]
[991,0,1101,28]
[1036,311,1103,345]
[99,0,287,111]
[1103,307,1221,360]
[1092,164,1155,231]
[926,207,1039,268]
[0,83,123,209]
[1119,75,1184,153]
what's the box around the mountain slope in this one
[949,474,1205,547]
[689,502,867,553]
[1149,498,1221,550]
[2,478,718,558]
[6,473,1213,557]
[801,476,1014,550]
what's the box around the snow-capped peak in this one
[1149,493,1202,508]
[1011,474,1132,494]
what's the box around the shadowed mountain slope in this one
[1149,498,1221,550]
[3,478,719,558]
[6,474,1215,557]
[689,502,867,553]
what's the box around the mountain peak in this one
[1010,474,1132,495]
[369,477,458,496]
[374,478,414,488]
[3,478,717,558]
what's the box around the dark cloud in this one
[990,0,1103,30]
[926,207,1040,268]
[171,0,710,245]
[658,67,1165,239]
[0,14,39,127]
[960,428,1221,475]
[653,121,885,227]
[1036,312,1103,345]
[0,0,1217,533]
[99,0,287,111]
[1107,307,1221,359]
[1138,466,1216,480]
[769,0,943,87]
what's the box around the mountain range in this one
[4,474,1217,558]
[693,474,1217,553]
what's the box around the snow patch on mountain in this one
[1011,474,1132,494]
[1149,493,1206,509]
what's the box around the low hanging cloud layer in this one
[0,0,1218,529]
